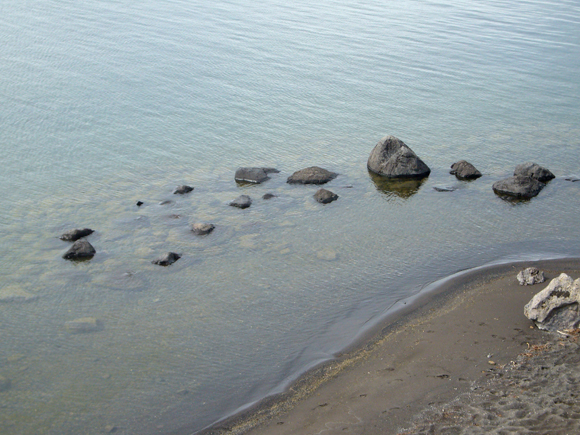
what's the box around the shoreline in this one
[188,257,580,435]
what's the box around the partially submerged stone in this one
[0,286,39,303]
[514,162,555,182]
[262,193,277,200]
[492,176,545,199]
[174,185,194,194]
[60,228,94,242]
[230,195,252,209]
[287,167,338,185]
[65,317,104,333]
[63,240,96,260]
[313,188,338,204]
[433,186,457,192]
[152,252,181,266]
[450,160,482,180]
[367,136,430,179]
[191,223,215,236]
[524,273,580,331]
[235,167,279,184]
[517,267,545,286]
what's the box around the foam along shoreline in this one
[189,257,580,435]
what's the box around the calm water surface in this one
[1,0,580,433]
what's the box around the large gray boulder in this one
[450,160,482,180]
[492,176,545,199]
[235,167,279,184]
[514,162,555,182]
[524,273,580,331]
[287,167,338,184]
[313,188,338,204]
[60,228,94,242]
[367,136,430,179]
[63,240,96,260]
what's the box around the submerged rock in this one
[0,375,11,392]
[60,228,94,242]
[367,136,430,179]
[313,188,338,204]
[433,186,457,192]
[524,273,580,331]
[230,195,252,209]
[174,185,194,194]
[450,160,482,180]
[517,267,546,286]
[65,317,104,333]
[492,176,545,199]
[152,252,181,266]
[0,286,39,303]
[62,240,96,260]
[514,162,555,182]
[235,167,279,184]
[262,193,277,200]
[287,167,338,185]
[191,223,215,235]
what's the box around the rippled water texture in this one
[1,0,580,433]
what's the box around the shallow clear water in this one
[1,0,580,433]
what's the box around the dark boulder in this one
[514,162,555,182]
[492,176,545,199]
[174,185,194,194]
[287,167,338,185]
[60,228,94,242]
[191,223,215,235]
[450,160,482,180]
[152,252,181,266]
[367,136,430,179]
[230,195,252,209]
[314,188,338,204]
[235,167,279,184]
[63,240,96,260]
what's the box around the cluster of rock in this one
[492,162,555,199]
[524,272,580,332]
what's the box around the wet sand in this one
[192,258,580,435]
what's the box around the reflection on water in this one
[368,170,427,200]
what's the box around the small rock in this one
[367,135,430,179]
[60,228,94,242]
[230,195,252,209]
[235,167,279,184]
[0,287,39,303]
[62,240,96,260]
[287,167,338,185]
[517,267,545,286]
[514,162,555,182]
[313,188,338,204]
[450,160,482,180]
[524,273,580,331]
[176,389,190,396]
[564,176,580,182]
[0,375,11,392]
[433,186,457,192]
[316,248,338,261]
[136,201,144,207]
[191,223,215,236]
[65,317,104,334]
[104,424,118,433]
[152,252,181,266]
[492,176,545,199]
[262,193,277,200]
[174,185,194,195]
[159,200,173,205]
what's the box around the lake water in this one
[1,0,580,433]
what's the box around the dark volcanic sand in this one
[190,258,580,435]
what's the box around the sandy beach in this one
[193,258,580,435]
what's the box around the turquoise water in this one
[1,0,580,433]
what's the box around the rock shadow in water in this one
[368,170,426,200]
